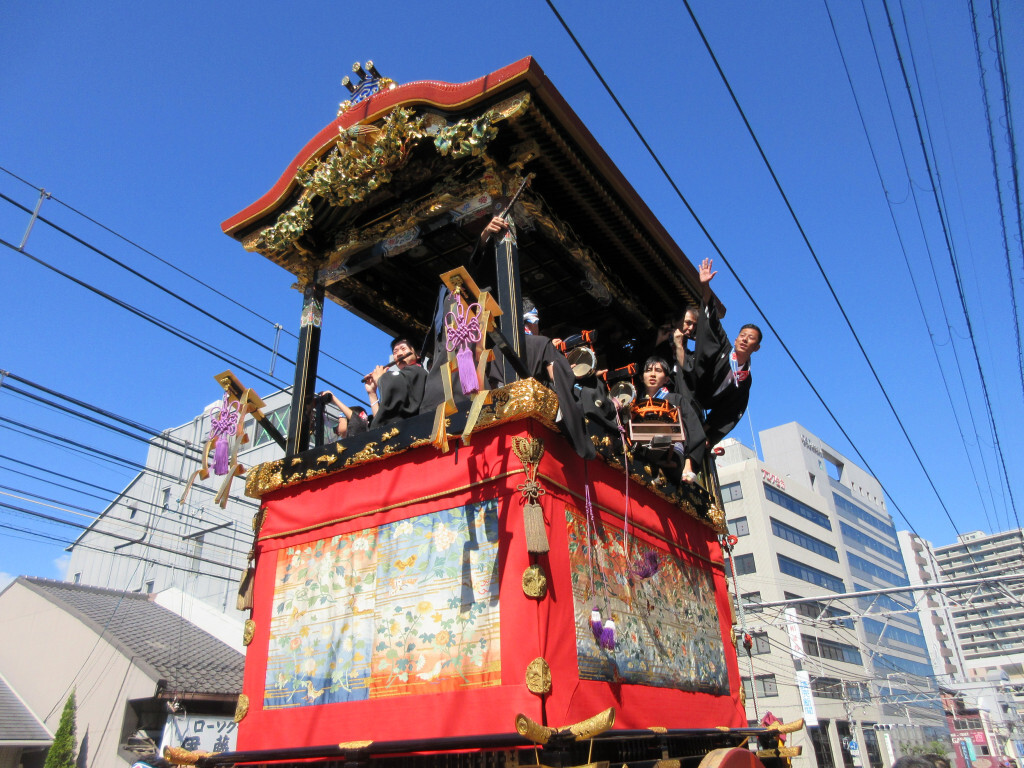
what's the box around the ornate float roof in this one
[223,57,718,362]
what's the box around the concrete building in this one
[897,531,967,686]
[718,423,941,768]
[900,527,1024,762]
[933,530,1024,684]
[0,577,244,768]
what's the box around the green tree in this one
[44,691,77,768]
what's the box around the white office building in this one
[718,423,941,768]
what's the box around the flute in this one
[362,351,413,383]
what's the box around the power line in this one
[0,499,241,572]
[676,0,980,549]
[542,0,939,547]
[0,415,258,508]
[0,166,369,381]
[823,0,1002,534]
[878,0,1021,530]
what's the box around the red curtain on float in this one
[239,420,744,749]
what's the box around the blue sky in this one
[1,1,1022,585]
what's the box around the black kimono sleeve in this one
[373,365,428,428]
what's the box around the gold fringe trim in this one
[259,469,526,542]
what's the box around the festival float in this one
[169,57,802,768]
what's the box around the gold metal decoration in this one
[522,564,548,598]
[163,746,213,765]
[242,619,255,646]
[654,761,681,768]
[338,741,375,750]
[512,436,545,465]
[515,707,615,744]
[252,508,266,535]
[525,657,551,694]
[381,427,399,441]
[248,101,525,259]
[757,747,802,759]
[233,693,249,723]
[765,718,804,735]
[316,453,338,465]
[707,504,726,532]
[346,442,380,465]
[648,727,668,734]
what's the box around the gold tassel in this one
[523,501,549,553]
[236,564,254,610]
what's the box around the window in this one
[161,487,172,512]
[854,584,912,612]
[146,580,155,593]
[874,652,934,679]
[778,554,844,592]
[735,591,763,615]
[73,572,81,584]
[840,522,901,562]
[848,553,909,587]
[741,674,778,698]
[808,723,835,768]
[802,634,863,665]
[811,676,844,699]
[254,405,290,447]
[721,482,743,502]
[764,485,832,530]
[832,493,897,540]
[749,632,771,655]
[863,618,928,650]
[728,517,749,537]
[728,553,756,575]
[784,592,852,627]
[771,518,839,561]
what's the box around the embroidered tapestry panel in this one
[565,505,729,694]
[264,498,501,708]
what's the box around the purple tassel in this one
[456,345,479,395]
[590,607,603,642]
[631,550,660,580]
[600,619,616,650]
[213,437,229,475]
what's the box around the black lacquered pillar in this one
[493,224,525,384]
[286,278,324,456]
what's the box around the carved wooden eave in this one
[222,57,723,362]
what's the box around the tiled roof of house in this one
[17,578,243,698]
[0,672,51,745]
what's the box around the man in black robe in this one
[688,258,762,448]
[365,337,427,428]
[420,215,594,459]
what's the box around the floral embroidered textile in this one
[264,499,501,708]
[565,506,729,693]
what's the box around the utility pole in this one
[842,681,864,768]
